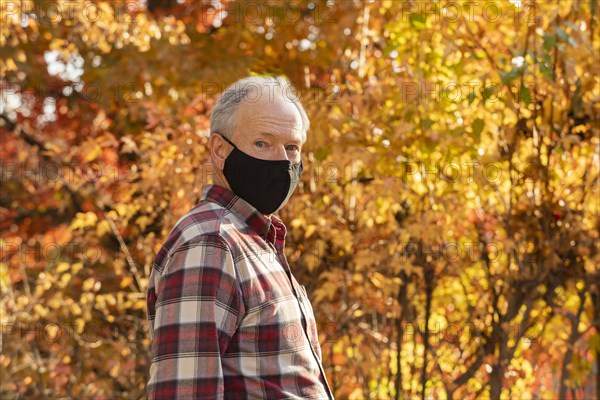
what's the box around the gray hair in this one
[209,76,310,141]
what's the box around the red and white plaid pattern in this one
[146,184,333,399]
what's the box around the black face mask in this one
[218,134,303,215]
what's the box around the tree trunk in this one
[592,289,600,400]
[394,271,408,400]
[489,362,503,400]
[559,291,586,399]
[596,345,600,400]
[420,268,433,400]
[394,315,404,400]
[559,344,574,400]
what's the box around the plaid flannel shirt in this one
[146,184,333,399]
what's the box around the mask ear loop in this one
[216,133,237,149]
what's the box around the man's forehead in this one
[241,89,297,110]
[238,96,303,125]
[248,115,302,127]
[232,86,306,141]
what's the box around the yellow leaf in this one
[348,387,364,400]
[15,50,26,63]
[34,303,48,318]
[75,319,85,334]
[304,253,317,272]
[56,262,70,273]
[72,263,83,275]
[0,263,9,291]
[83,145,102,162]
[136,216,150,231]
[82,278,95,291]
[47,297,62,309]
[109,364,120,378]
[60,273,72,286]
[116,204,129,218]
[590,333,600,353]
[120,276,134,288]
[133,299,146,310]
[304,225,316,239]
[70,212,98,230]
[105,295,117,306]
[96,220,111,237]
[4,58,17,71]
[71,303,82,316]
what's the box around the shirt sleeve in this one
[147,234,244,400]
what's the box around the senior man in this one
[146,76,334,399]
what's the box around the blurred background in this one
[1,0,599,398]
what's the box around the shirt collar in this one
[200,184,285,241]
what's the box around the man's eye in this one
[255,141,266,148]
[286,145,300,152]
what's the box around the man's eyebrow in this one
[254,132,303,143]
[255,132,277,138]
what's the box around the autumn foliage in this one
[1,0,599,399]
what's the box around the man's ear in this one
[209,133,230,170]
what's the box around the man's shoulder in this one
[160,199,247,258]
[169,200,228,243]
[175,200,226,235]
